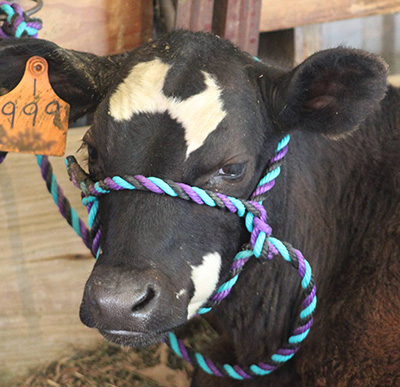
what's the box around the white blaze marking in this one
[187,252,222,319]
[109,58,227,157]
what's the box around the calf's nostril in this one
[131,285,157,313]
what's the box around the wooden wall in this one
[0,128,101,379]
[259,0,400,32]
[20,0,153,55]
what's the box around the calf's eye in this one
[217,163,246,180]
[88,144,98,161]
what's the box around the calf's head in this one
[0,31,387,347]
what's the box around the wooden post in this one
[213,0,262,55]
[175,0,215,32]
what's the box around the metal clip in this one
[25,0,43,17]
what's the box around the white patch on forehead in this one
[109,58,227,157]
[187,252,221,319]
[109,59,171,121]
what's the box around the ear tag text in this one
[0,56,70,156]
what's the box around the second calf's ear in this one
[273,48,388,136]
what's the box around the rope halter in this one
[66,135,317,380]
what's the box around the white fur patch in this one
[109,58,227,157]
[187,252,222,319]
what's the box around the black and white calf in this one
[1,31,400,386]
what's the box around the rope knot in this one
[250,216,273,260]
[0,1,42,39]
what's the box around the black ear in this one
[273,48,388,135]
[0,38,127,121]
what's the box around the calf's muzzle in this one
[80,265,189,338]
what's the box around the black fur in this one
[2,31,399,386]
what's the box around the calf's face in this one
[79,51,274,346]
[0,31,387,348]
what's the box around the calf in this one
[1,30,400,386]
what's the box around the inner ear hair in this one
[275,47,388,135]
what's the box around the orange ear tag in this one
[0,56,70,156]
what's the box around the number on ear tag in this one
[0,56,70,156]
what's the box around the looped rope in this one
[0,1,42,39]
[66,135,318,380]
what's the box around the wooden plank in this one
[213,0,262,55]
[260,0,400,32]
[175,0,214,32]
[19,0,153,55]
[0,127,101,377]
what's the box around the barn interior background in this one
[1,0,400,386]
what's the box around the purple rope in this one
[234,365,252,379]
[251,180,276,199]
[177,183,204,205]
[92,228,102,254]
[37,156,92,250]
[11,2,23,14]
[206,358,225,377]
[135,175,164,194]
[178,340,191,362]
[210,289,231,302]
[216,192,238,213]
[232,256,251,270]
[258,362,277,372]
[26,20,42,29]
[303,285,317,308]
[270,146,289,164]
[277,348,298,356]
[294,318,314,335]
[103,177,123,191]
[295,248,306,277]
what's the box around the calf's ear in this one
[0,38,126,121]
[273,48,388,136]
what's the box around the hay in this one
[13,318,217,387]
[13,342,190,387]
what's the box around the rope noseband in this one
[66,136,317,380]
